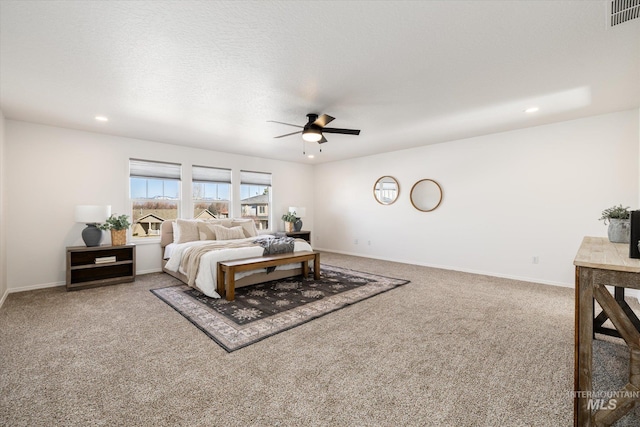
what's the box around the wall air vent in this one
[610,0,640,27]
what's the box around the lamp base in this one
[82,224,103,247]
[293,218,303,232]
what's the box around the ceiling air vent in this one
[610,0,640,27]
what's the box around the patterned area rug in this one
[151,265,410,352]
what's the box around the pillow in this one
[205,218,233,228]
[232,219,258,238]
[197,222,217,241]
[173,219,200,244]
[212,225,246,240]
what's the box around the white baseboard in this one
[4,268,163,296]
[3,256,636,304]
[8,281,65,294]
[137,268,163,275]
[313,247,573,288]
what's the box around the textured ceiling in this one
[1,0,639,164]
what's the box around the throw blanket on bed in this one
[253,236,296,255]
[180,240,260,286]
[253,236,296,273]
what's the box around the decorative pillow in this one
[232,219,259,238]
[205,218,233,228]
[173,219,200,244]
[197,222,217,241]
[212,225,246,240]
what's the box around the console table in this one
[574,236,640,426]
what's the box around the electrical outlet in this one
[368,240,371,246]
[533,256,539,264]
[354,239,358,245]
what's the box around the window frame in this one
[240,170,272,231]
[129,159,181,240]
[192,165,232,220]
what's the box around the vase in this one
[81,224,103,247]
[111,229,127,246]
[608,218,630,243]
[285,222,294,233]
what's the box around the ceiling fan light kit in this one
[269,113,360,149]
[302,127,322,142]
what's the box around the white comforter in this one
[164,236,313,298]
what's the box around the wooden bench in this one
[216,251,320,301]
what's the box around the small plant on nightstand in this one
[98,214,131,246]
[281,211,297,232]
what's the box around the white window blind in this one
[130,159,181,180]
[240,170,272,186]
[192,166,232,183]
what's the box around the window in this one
[240,170,272,230]
[192,166,231,219]
[130,159,181,238]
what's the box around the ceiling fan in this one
[268,113,360,144]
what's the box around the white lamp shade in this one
[75,205,111,223]
[289,206,306,217]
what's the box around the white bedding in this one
[164,235,313,298]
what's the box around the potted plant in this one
[98,214,132,246]
[281,211,297,233]
[599,204,630,243]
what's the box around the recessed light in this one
[524,107,539,113]
[95,115,109,122]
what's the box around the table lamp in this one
[289,206,306,232]
[75,205,111,246]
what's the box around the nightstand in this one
[66,244,136,290]
[284,230,311,243]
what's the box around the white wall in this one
[314,109,640,287]
[5,120,314,291]
[0,110,7,305]
[4,109,639,293]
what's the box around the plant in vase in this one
[98,214,132,246]
[281,211,297,233]
[599,204,630,243]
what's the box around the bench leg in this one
[313,253,320,280]
[217,264,225,297]
[302,260,309,278]
[226,270,235,301]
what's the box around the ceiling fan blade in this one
[274,130,303,138]
[267,120,304,129]
[321,127,360,135]
[318,135,328,144]
[313,114,335,128]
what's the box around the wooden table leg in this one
[590,283,640,425]
[302,260,309,278]
[616,287,640,332]
[594,287,640,338]
[576,266,594,426]
[313,253,320,280]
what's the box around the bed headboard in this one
[160,220,175,248]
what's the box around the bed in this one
[160,219,315,298]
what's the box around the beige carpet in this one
[0,252,637,426]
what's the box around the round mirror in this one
[373,176,399,205]
[410,179,442,212]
